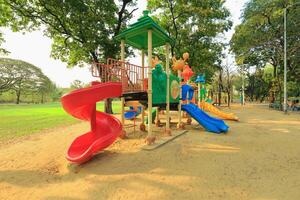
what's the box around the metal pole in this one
[242,65,245,106]
[283,7,287,113]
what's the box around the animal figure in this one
[172,52,189,71]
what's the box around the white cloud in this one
[1,28,92,88]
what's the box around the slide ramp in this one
[61,82,122,164]
[201,101,239,121]
[182,103,229,133]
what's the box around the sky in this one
[0,0,248,88]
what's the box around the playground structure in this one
[173,58,229,133]
[61,10,231,164]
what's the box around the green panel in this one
[169,73,180,103]
[126,32,169,49]
[152,64,179,105]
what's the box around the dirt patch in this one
[0,104,300,200]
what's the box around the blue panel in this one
[182,84,194,100]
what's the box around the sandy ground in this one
[0,104,300,200]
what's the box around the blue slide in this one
[182,103,229,133]
[124,106,142,120]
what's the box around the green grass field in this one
[0,101,121,140]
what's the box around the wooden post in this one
[146,29,155,144]
[186,81,192,125]
[141,49,145,90]
[140,49,146,131]
[121,40,126,138]
[177,70,184,129]
[165,43,171,135]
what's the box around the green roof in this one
[115,10,174,49]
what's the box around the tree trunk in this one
[41,93,44,104]
[231,87,234,103]
[227,91,231,107]
[218,71,222,106]
[105,98,113,114]
[16,90,21,104]
[218,87,222,106]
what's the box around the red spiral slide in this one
[61,82,122,164]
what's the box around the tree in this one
[230,0,300,102]
[0,0,10,55]
[0,33,9,55]
[50,86,63,102]
[0,58,22,93]
[36,74,56,103]
[1,0,138,113]
[211,69,223,105]
[0,58,54,104]
[222,63,235,107]
[231,64,274,103]
[148,0,232,82]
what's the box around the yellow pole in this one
[165,43,171,135]
[146,29,154,144]
[119,39,127,138]
[120,40,125,126]
[186,82,192,125]
[141,49,145,90]
[140,49,146,131]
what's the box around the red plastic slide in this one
[61,82,122,164]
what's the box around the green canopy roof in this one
[115,10,174,49]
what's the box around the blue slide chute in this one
[124,106,142,120]
[182,103,229,133]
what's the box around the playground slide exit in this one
[201,101,239,121]
[182,103,229,133]
[61,82,122,164]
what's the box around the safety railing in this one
[91,58,148,94]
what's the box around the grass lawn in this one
[0,101,121,140]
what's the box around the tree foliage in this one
[2,0,137,66]
[230,0,300,101]
[0,58,55,104]
[1,0,137,113]
[148,0,232,82]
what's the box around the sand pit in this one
[0,104,300,200]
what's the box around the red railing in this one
[91,58,148,94]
